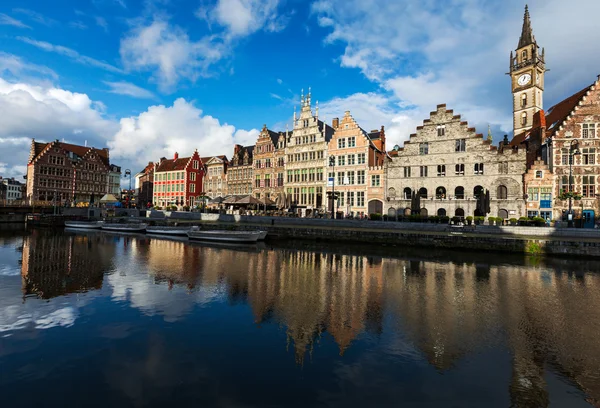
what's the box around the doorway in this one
[583,210,595,229]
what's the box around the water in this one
[1,228,599,407]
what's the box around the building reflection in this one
[20,231,114,299]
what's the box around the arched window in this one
[418,188,428,199]
[388,207,397,217]
[521,112,527,126]
[454,186,465,199]
[436,186,446,199]
[521,93,527,108]
[437,208,446,216]
[522,49,527,60]
[455,208,465,217]
[497,185,508,199]
[388,187,397,198]
[420,208,428,217]
[474,185,484,199]
[403,187,411,199]
[404,208,411,216]
[498,209,508,219]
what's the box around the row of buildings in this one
[17,6,600,222]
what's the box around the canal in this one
[1,228,599,407]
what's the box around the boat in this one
[187,229,263,243]
[101,223,147,232]
[65,220,104,229]
[257,231,268,240]
[146,226,190,236]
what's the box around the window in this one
[474,185,484,198]
[357,153,366,164]
[338,138,346,149]
[540,188,552,203]
[403,187,411,199]
[437,125,445,136]
[583,176,596,197]
[357,170,365,184]
[348,137,356,147]
[522,50,527,60]
[559,175,572,194]
[436,187,446,199]
[404,167,411,178]
[347,171,355,185]
[420,166,428,177]
[561,149,571,165]
[418,188,427,199]
[338,156,346,166]
[193,160,199,169]
[337,172,345,185]
[371,175,380,186]
[583,148,596,165]
[527,188,539,201]
[190,172,196,181]
[521,93,527,108]
[357,192,365,207]
[474,163,484,175]
[535,170,542,179]
[419,143,429,155]
[347,192,355,206]
[437,165,446,177]
[455,139,466,152]
[497,185,508,199]
[455,164,465,175]
[347,154,355,165]
[454,186,465,199]
[521,112,527,126]
[190,184,196,193]
[255,175,261,188]
[583,123,596,138]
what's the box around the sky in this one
[1,0,599,179]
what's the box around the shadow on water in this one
[0,228,599,408]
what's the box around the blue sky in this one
[1,0,599,177]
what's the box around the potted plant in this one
[509,217,518,226]
[496,218,504,226]
[440,215,450,224]
[466,216,473,225]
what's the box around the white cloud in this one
[69,20,88,30]
[0,52,58,82]
[13,8,58,27]
[210,0,286,38]
[120,19,225,92]
[95,16,108,32]
[313,0,600,146]
[0,13,31,29]
[104,81,155,99]
[17,36,124,74]
[108,98,258,168]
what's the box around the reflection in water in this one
[1,230,600,407]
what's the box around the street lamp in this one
[124,169,131,208]
[329,155,335,219]
[567,140,580,228]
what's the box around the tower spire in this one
[518,5,536,49]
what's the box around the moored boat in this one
[101,223,147,232]
[257,231,268,240]
[146,226,190,236]
[65,220,104,229]
[187,229,263,243]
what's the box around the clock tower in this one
[510,5,545,136]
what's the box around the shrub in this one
[370,213,382,221]
[429,215,440,223]
[466,216,473,222]
[532,216,546,226]
[509,218,518,224]
[451,216,462,224]
[183,205,190,211]
[440,215,450,223]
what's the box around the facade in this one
[384,104,527,219]
[26,139,111,205]
[326,111,387,217]
[227,145,253,196]
[510,5,546,136]
[253,126,287,202]
[523,159,553,219]
[152,151,204,208]
[0,177,24,202]
[285,90,334,215]
[202,155,228,198]
[107,164,121,196]
[134,162,154,208]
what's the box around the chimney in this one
[174,152,179,160]
[234,144,242,155]
[332,118,339,129]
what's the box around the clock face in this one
[518,74,531,86]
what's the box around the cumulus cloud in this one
[0,13,31,29]
[103,80,155,99]
[108,98,259,169]
[120,19,225,92]
[209,0,287,38]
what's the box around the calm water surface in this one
[1,228,600,407]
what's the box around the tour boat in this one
[187,229,263,243]
[146,226,191,236]
[101,223,147,232]
[65,220,104,229]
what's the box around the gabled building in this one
[326,111,387,217]
[385,104,526,219]
[253,125,287,202]
[26,139,111,204]
[0,177,25,202]
[285,89,334,215]
[202,155,228,198]
[152,151,204,208]
[227,145,254,196]
[135,162,155,208]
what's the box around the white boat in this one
[187,229,263,243]
[65,220,104,229]
[257,231,268,240]
[146,226,190,236]
[101,223,147,232]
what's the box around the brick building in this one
[26,139,111,205]
[227,145,253,196]
[152,151,204,208]
[253,125,287,202]
[523,158,553,219]
[202,155,228,198]
[326,111,387,217]
[134,162,154,208]
[385,104,526,219]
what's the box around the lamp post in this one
[329,155,335,219]
[124,169,131,208]
[567,140,580,228]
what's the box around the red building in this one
[152,151,204,208]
